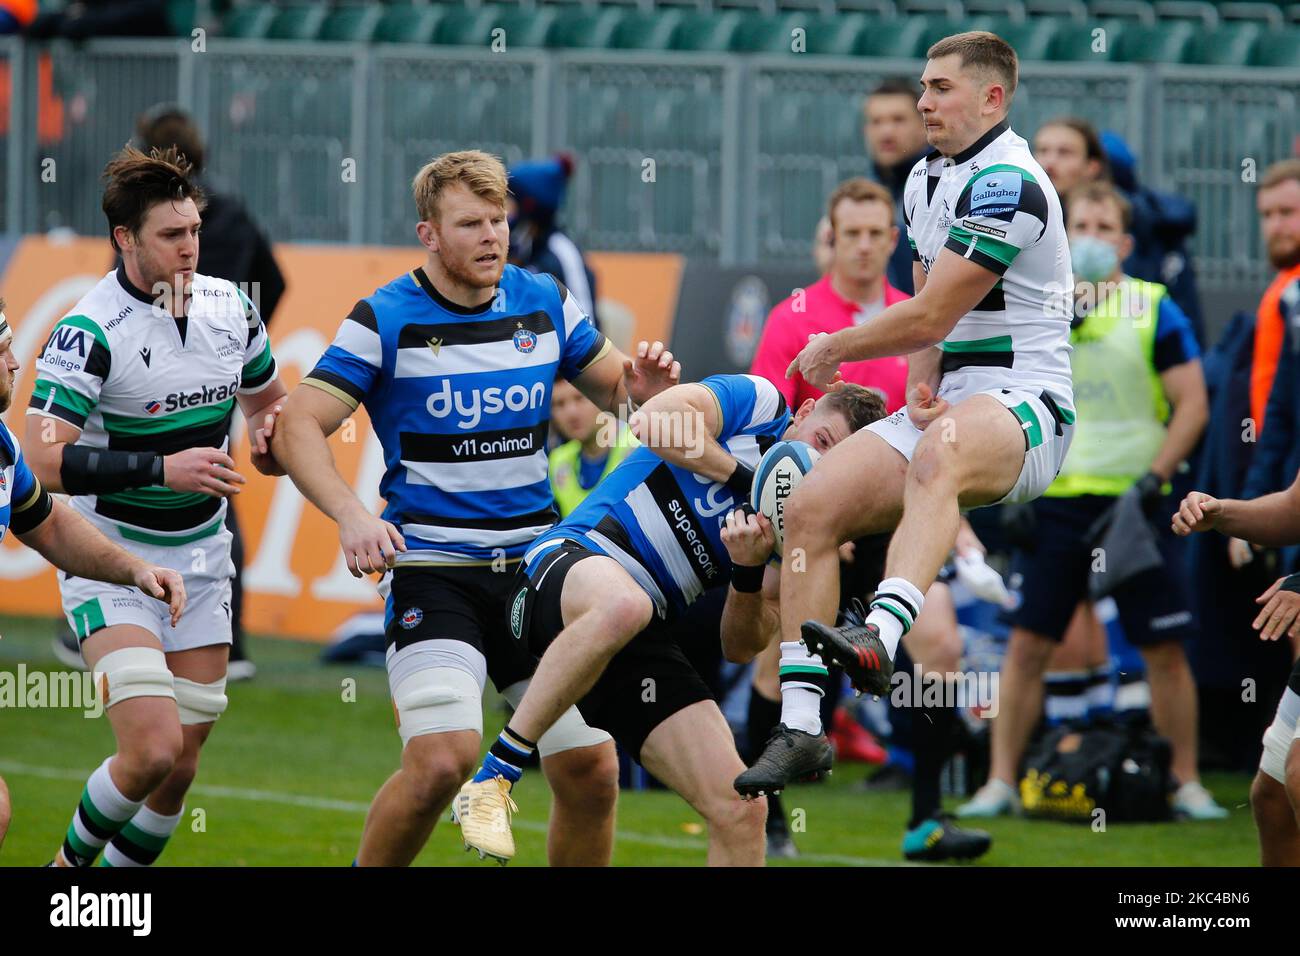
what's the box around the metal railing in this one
[3,36,1295,295]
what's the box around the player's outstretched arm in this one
[574,339,680,415]
[720,509,781,663]
[18,499,186,626]
[273,383,405,576]
[627,381,737,482]
[787,249,1000,389]
[1172,477,1300,546]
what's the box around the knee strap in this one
[174,676,228,725]
[391,666,483,746]
[95,647,175,710]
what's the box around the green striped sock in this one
[61,757,143,867]
[100,804,183,867]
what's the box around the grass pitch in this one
[0,614,1258,866]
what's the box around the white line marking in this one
[0,759,905,866]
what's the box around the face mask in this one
[1070,234,1119,282]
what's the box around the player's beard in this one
[0,372,11,414]
[442,247,505,292]
[134,246,191,311]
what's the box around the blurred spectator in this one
[1101,130,1206,347]
[751,178,909,413]
[959,181,1222,820]
[812,215,833,277]
[1032,119,1205,346]
[1032,117,1110,196]
[26,0,169,39]
[507,153,600,331]
[0,0,36,34]
[547,378,635,520]
[1238,161,1300,574]
[863,77,929,295]
[133,105,286,322]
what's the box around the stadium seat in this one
[374,5,444,44]
[610,10,683,50]
[729,13,800,54]
[1252,27,1300,66]
[319,4,384,43]
[267,4,329,41]
[1050,18,1124,60]
[547,8,626,49]
[166,0,196,36]
[1115,20,1194,61]
[1185,21,1261,65]
[221,5,276,39]
[671,11,744,52]
[923,16,997,49]
[437,5,558,49]
[992,17,1061,60]
[800,14,870,56]
[855,17,931,58]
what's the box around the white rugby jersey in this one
[904,120,1074,407]
[27,266,277,545]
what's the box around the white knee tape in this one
[392,666,483,746]
[1260,689,1300,784]
[501,680,611,757]
[94,647,175,710]
[174,676,228,725]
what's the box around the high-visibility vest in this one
[548,429,636,518]
[1047,277,1170,499]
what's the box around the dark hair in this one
[1039,116,1111,181]
[1065,180,1133,231]
[135,104,206,174]
[927,31,1018,107]
[820,383,887,433]
[870,76,918,100]
[101,145,206,254]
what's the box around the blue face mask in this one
[1070,235,1119,282]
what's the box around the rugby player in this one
[1173,485,1300,865]
[778,32,1075,720]
[25,148,286,867]
[1,305,187,855]
[271,150,678,866]
[457,375,882,864]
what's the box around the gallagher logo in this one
[512,327,537,354]
[143,401,163,415]
[400,607,423,630]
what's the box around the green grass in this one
[0,614,1259,866]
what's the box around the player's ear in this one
[795,397,817,422]
[415,220,438,253]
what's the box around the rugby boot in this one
[734,723,833,797]
[902,814,992,862]
[451,775,518,864]
[801,619,894,696]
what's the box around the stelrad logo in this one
[146,378,240,416]
[426,380,546,429]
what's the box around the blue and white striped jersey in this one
[527,374,790,617]
[0,420,50,544]
[304,265,610,565]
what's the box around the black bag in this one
[1020,719,1173,824]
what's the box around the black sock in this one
[766,790,788,837]
[746,686,782,763]
[909,691,955,830]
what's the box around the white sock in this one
[866,577,926,659]
[778,640,828,735]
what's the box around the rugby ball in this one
[751,440,821,558]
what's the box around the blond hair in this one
[412,150,509,222]
[927,31,1018,107]
[1261,159,1300,193]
